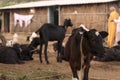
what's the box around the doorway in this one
[48,6,59,25]
[4,11,10,32]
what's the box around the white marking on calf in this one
[6,33,19,47]
[95,31,99,36]
[79,34,85,80]
[79,24,89,31]
[29,32,38,42]
[6,40,15,47]
[78,65,86,80]
[79,32,83,35]
[72,77,78,80]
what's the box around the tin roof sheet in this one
[0,0,118,10]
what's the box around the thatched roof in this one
[0,0,118,10]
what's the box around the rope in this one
[30,49,39,52]
[80,34,84,80]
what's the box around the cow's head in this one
[84,29,108,57]
[64,18,73,27]
[29,37,41,48]
[13,43,34,60]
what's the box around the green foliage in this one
[0,0,41,7]
[0,2,16,7]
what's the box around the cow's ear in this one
[99,31,108,38]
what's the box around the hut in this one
[0,0,119,34]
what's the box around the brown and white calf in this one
[64,25,108,80]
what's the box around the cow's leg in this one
[71,68,79,80]
[29,52,34,60]
[44,42,49,64]
[77,64,85,80]
[78,69,84,80]
[56,41,59,62]
[83,64,90,80]
[70,62,79,80]
[39,43,43,63]
[57,41,62,62]
[83,59,91,80]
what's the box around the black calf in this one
[35,18,73,64]
[0,46,24,64]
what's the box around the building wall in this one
[9,7,48,33]
[60,2,120,34]
[60,4,108,34]
[1,1,120,33]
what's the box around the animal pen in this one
[0,0,120,34]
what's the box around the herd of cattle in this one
[0,18,120,80]
[0,40,38,64]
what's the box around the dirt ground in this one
[0,33,120,80]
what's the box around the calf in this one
[53,42,65,60]
[35,18,73,64]
[28,37,41,55]
[27,32,39,43]
[13,44,34,61]
[64,25,108,80]
[0,42,38,64]
[0,46,24,64]
[94,41,120,61]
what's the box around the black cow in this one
[63,26,108,80]
[94,41,120,61]
[0,43,37,64]
[0,46,24,64]
[13,44,34,61]
[35,18,73,64]
[29,37,40,48]
[0,19,1,31]
[53,42,65,58]
[28,37,40,55]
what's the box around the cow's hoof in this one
[57,57,59,62]
[59,59,62,63]
[46,61,50,64]
[30,57,34,60]
[40,60,43,63]
[19,61,25,64]
[57,57,62,63]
